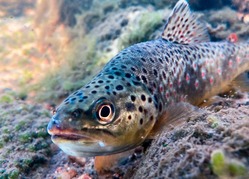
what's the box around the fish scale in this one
[47,0,249,157]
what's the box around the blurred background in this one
[0,0,249,178]
[0,0,248,105]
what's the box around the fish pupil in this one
[100,106,110,118]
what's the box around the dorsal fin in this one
[162,0,209,44]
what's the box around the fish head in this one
[47,75,157,157]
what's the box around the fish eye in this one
[71,109,82,119]
[96,103,115,124]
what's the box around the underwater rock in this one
[118,0,178,9]
[232,0,249,13]
[132,103,249,178]
[59,0,93,27]
[0,100,52,178]
[189,0,231,10]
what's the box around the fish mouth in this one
[52,133,92,141]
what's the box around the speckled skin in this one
[99,39,249,109]
[47,0,249,157]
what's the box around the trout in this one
[47,0,249,157]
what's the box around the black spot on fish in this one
[95,85,99,88]
[116,85,123,91]
[142,68,147,74]
[148,97,152,103]
[148,87,153,94]
[113,91,117,95]
[141,58,146,62]
[114,71,122,76]
[158,58,163,64]
[132,81,140,86]
[83,96,88,99]
[153,69,158,77]
[131,67,136,71]
[126,82,131,87]
[141,75,147,84]
[73,91,78,95]
[139,106,143,113]
[141,94,146,101]
[149,58,155,63]
[71,98,76,101]
[125,102,136,112]
[108,75,114,79]
[79,99,83,102]
[91,91,97,94]
[125,73,131,78]
[131,95,136,102]
[76,93,83,96]
[121,65,127,69]
[159,103,162,112]
[140,118,143,125]
[162,71,166,79]
[98,80,103,83]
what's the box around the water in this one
[0,0,248,178]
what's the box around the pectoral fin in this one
[148,102,203,138]
[231,71,249,92]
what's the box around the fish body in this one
[47,0,249,157]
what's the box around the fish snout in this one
[47,115,63,135]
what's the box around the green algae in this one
[119,10,164,49]
[33,33,110,102]
[19,132,33,143]
[0,95,13,103]
[15,121,27,131]
[211,149,247,177]
[0,101,52,178]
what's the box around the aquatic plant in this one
[119,10,164,49]
[211,149,247,177]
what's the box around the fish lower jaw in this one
[51,134,92,141]
[54,140,117,157]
